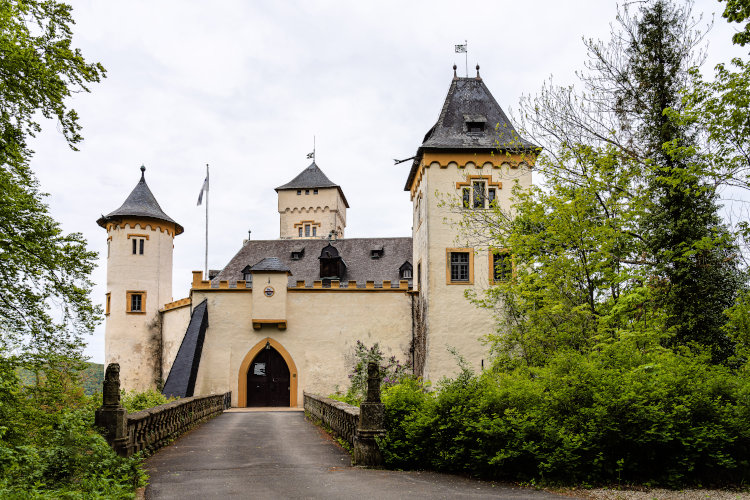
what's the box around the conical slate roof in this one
[97,166,184,235]
[275,161,349,207]
[405,71,539,191]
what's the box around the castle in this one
[98,67,537,407]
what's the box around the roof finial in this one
[140,164,146,181]
[453,64,457,79]
[476,64,481,79]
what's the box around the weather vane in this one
[455,40,468,77]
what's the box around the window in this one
[313,189,318,194]
[466,121,485,133]
[473,181,485,208]
[417,262,422,289]
[312,226,317,237]
[126,291,146,314]
[446,248,474,284]
[462,188,470,208]
[297,190,302,195]
[131,238,144,255]
[402,269,412,279]
[305,224,311,237]
[371,248,384,259]
[105,293,111,315]
[107,239,111,258]
[492,251,512,282]
[298,227,303,237]
[305,189,310,195]
[488,188,496,207]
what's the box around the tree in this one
[0,0,105,369]
[491,0,743,364]
[720,0,750,46]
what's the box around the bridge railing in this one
[304,361,386,466]
[95,363,231,457]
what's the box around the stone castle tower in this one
[405,65,537,380]
[97,166,183,392]
[275,161,349,239]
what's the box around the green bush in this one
[0,360,145,498]
[121,389,175,413]
[380,342,750,487]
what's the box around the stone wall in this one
[125,392,231,456]
[304,392,359,447]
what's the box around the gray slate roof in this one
[214,237,412,287]
[162,299,208,398]
[97,166,184,234]
[405,75,539,191]
[275,162,350,208]
[250,257,291,273]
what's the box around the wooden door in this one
[246,346,290,407]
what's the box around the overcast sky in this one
[27,0,747,363]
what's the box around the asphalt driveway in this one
[144,409,569,500]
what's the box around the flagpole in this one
[465,39,468,77]
[204,164,209,280]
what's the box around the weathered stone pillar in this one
[353,361,385,466]
[94,363,130,456]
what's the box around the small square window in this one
[313,189,318,194]
[126,291,146,313]
[297,190,302,195]
[305,189,310,195]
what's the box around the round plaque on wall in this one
[264,286,275,297]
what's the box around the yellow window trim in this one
[125,290,147,314]
[293,220,322,228]
[489,250,516,284]
[455,175,502,190]
[126,233,150,240]
[446,248,474,285]
[105,292,111,316]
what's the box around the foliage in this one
[17,362,105,396]
[380,342,750,486]
[720,0,750,47]
[121,389,176,413]
[333,341,410,406]
[1,0,105,368]
[0,361,145,497]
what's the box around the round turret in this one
[98,166,182,392]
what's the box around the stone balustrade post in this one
[94,363,130,456]
[353,361,385,466]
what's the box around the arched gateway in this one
[238,338,298,407]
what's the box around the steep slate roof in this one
[97,166,184,234]
[162,299,208,398]
[214,237,412,287]
[404,72,539,191]
[250,257,291,273]
[275,161,350,208]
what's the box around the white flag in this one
[455,44,467,53]
[197,174,209,206]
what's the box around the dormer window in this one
[370,247,384,259]
[291,247,305,260]
[399,261,413,280]
[467,122,485,133]
[241,265,253,284]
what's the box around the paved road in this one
[145,410,570,499]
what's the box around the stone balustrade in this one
[125,393,231,456]
[95,363,231,457]
[304,392,360,447]
[304,362,386,466]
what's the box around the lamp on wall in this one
[265,341,271,350]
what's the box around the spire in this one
[404,68,539,191]
[97,165,184,234]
